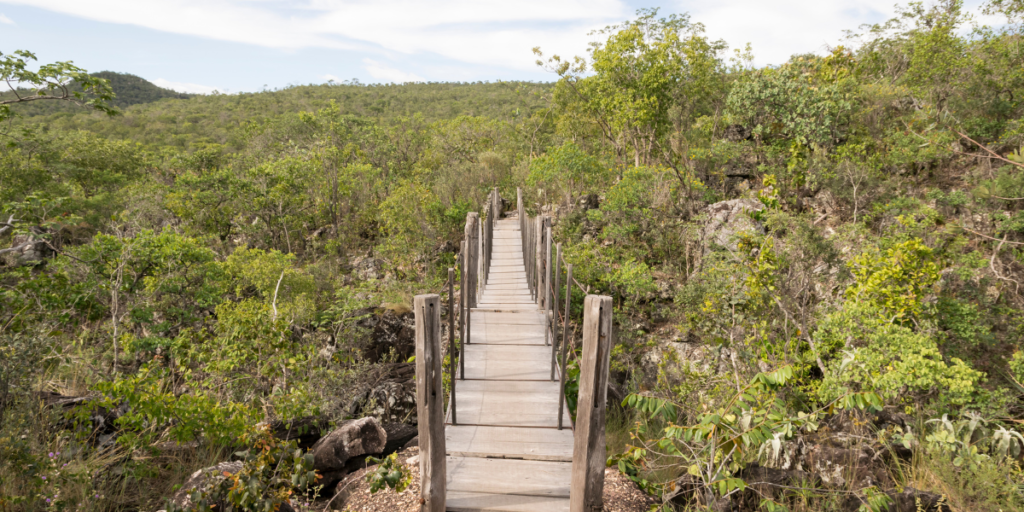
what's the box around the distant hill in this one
[91,71,192,108]
[0,71,192,117]
[11,80,555,150]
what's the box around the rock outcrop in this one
[700,198,764,255]
[348,363,417,424]
[355,306,416,363]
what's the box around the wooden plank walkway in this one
[446,217,573,512]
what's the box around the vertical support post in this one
[460,243,468,373]
[415,294,446,512]
[525,216,533,300]
[448,268,456,425]
[570,295,612,512]
[534,215,543,307]
[465,213,479,310]
[551,243,561,381]
[477,218,484,299]
[518,187,525,280]
[557,264,572,430]
[543,219,552,345]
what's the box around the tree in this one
[1,50,117,123]
[535,8,725,167]
[526,141,607,206]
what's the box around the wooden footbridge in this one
[413,189,613,512]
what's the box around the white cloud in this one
[151,78,223,94]
[0,0,624,71]
[0,0,999,73]
[679,0,896,65]
[321,74,344,83]
[0,13,14,24]
[362,59,424,83]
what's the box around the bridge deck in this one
[446,217,572,512]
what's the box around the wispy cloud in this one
[362,59,423,83]
[0,0,625,71]
[151,78,223,94]
[0,13,14,24]
[0,0,998,76]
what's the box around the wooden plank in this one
[479,295,534,303]
[482,283,530,291]
[472,311,546,325]
[447,491,569,512]
[470,331,546,345]
[473,322,545,335]
[465,343,551,361]
[476,305,538,312]
[452,380,567,426]
[480,291,532,297]
[446,425,574,461]
[463,361,550,381]
[447,456,571,497]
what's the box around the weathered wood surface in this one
[446,425,574,461]
[448,456,571,496]
[415,294,446,512]
[570,295,613,512]
[445,217,572,511]
[447,491,569,512]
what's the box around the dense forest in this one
[5,1,1024,510]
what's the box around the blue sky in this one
[0,0,996,94]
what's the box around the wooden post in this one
[518,187,525,283]
[543,219,552,345]
[557,263,572,430]
[551,243,561,381]
[465,213,479,310]
[448,268,456,425]
[460,244,469,376]
[415,294,446,512]
[526,215,534,300]
[570,295,612,512]
[478,218,484,299]
[534,215,543,306]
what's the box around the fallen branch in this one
[954,129,1024,170]
[960,225,1024,246]
[0,241,33,256]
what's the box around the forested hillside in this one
[4,1,1024,510]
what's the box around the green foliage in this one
[526,141,607,205]
[92,364,258,449]
[845,239,939,322]
[377,180,442,270]
[167,426,318,512]
[621,367,880,503]
[364,453,411,494]
[816,301,983,406]
[726,53,855,147]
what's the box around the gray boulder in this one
[311,417,387,485]
[701,198,764,255]
[350,256,383,280]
